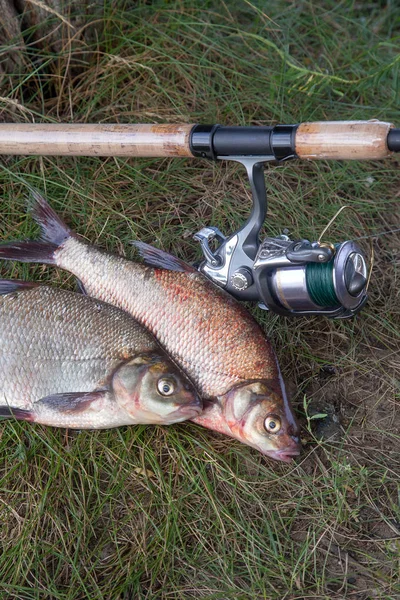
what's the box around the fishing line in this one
[306,258,339,307]
[351,227,400,241]
[306,205,400,308]
[304,205,375,307]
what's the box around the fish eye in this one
[157,377,176,396]
[264,414,281,434]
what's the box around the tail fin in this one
[28,189,72,245]
[0,241,58,264]
[0,406,34,421]
[0,189,72,265]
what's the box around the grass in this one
[0,1,399,598]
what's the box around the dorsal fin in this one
[132,241,196,273]
[0,279,40,295]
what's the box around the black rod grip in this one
[387,128,400,152]
[190,124,298,160]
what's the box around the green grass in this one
[0,1,399,598]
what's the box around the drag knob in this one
[230,268,253,291]
[344,252,367,297]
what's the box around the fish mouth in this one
[270,449,301,463]
[176,402,203,418]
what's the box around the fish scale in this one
[0,286,153,408]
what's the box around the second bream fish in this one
[0,280,201,428]
[0,191,300,461]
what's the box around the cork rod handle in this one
[295,120,393,160]
[0,124,194,157]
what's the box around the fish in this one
[0,279,201,428]
[0,191,300,461]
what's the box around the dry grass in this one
[0,1,399,599]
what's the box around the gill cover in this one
[111,354,202,424]
[222,381,301,462]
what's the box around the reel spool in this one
[252,238,368,318]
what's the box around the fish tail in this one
[0,406,34,421]
[28,189,72,245]
[0,241,58,264]
[0,189,73,265]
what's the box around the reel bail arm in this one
[195,156,272,300]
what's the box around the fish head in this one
[221,380,301,462]
[112,353,202,424]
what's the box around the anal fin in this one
[75,278,88,295]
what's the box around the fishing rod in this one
[0,120,399,318]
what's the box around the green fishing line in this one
[306,259,339,307]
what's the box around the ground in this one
[0,2,399,599]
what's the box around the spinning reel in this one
[192,127,372,318]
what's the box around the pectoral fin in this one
[75,279,88,295]
[36,391,107,413]
[0,391,121,429]
[0,392,109,426]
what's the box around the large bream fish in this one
[0,280,201,428]
[0,191,300,461]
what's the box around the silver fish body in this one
[0,192,301,460]
[0,281,201,428]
